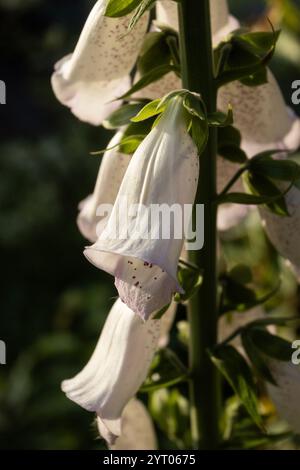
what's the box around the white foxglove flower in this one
[62,298,160,446]
[217,204,252,232]
[219,70,300,156]
[259,186,300,269]
[267,360,300,434]
[51,0,149,125]
[77,130,131,242]
[108,398,158,450]
[84,96,199,320]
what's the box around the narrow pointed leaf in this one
[210,345,263,429]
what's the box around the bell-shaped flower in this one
[259,186,300,270]
[61,298,160,446]
[219,70,300,156]
[107,398,158,450]
[134,0,239,101]
[84,96,199,320]
[77,130,131,242]
[266,359,300,434]
[51,0,149,125]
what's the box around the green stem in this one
[178,0,220,449]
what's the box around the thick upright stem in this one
[178,0,220,449]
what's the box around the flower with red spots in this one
[61,298,160,446]
[51,0,149,125]
[84,95,199,320]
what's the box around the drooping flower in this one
[266,360,300,434]
[51,0,149,125]
[61,298,160,446]
[84,96,199,320]
[107,398,158,450]
[77,130,131,242]
[218,70,300,232]
[259,186,300,270]
[219,70,300,156]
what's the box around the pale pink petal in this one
[61,298,160,445]
[267,360,300,433]
[52,72,131,125]
[259,186,300,269]
[84,97,199,319]
[219,70,299,146]
[77,130,131,242]
[108,398,158,450]
[51,0,149,124]
[217,204,251,231]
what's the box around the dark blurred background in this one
[0,0,299,450]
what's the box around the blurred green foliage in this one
[0,0,114,449]
[0,0,300,450]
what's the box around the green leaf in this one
[165,34,180,68]
[118,64,179,100]
[229,264,253,284]
[208,106,233,128]
[128,0,156,31]
[218,126,247,163]
[240,67,268,87]
[218,125,242,148]
[137,31,172,75]
[119,134,145,154]
[103,103,145,129]
[183,92,206,121]
[247,315,299,329]
[246,328,292,362]
[220,275,257,314]
[210,345,263,429]
[217,192,280,205]
[216,28,280,87]
[233,30,281,58]
[219,277,279,315]
[214,42,233,77]
[149,389,191,448]
[245,171,289,216]
[118,118,155,153]
[249,155,300,182]
[105,0,142,17]
[140,348,188,393]
[222,399,291,449]
[191,117,209,155]
[174,265,202,302]
[131,99,162,122]
[157,90,185,111]
[218,145,248,164]
[241,330,276,384]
